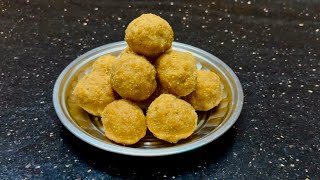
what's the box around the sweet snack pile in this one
[72,13,223,145]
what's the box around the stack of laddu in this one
[73,13,223,145]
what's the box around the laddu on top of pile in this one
[72,13,223,145]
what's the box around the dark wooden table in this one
[1,0,319,179]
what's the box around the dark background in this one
[1,0,319,179]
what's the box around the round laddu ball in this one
[111,54,157,101]
[155,51,197,96]
[91,54,117,75]
[146,94,198,143]
[72,72,118,117]
[102,99,147,145]
[183,70,223,111]
[125,13,174,58]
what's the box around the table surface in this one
[1,0,319,179]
